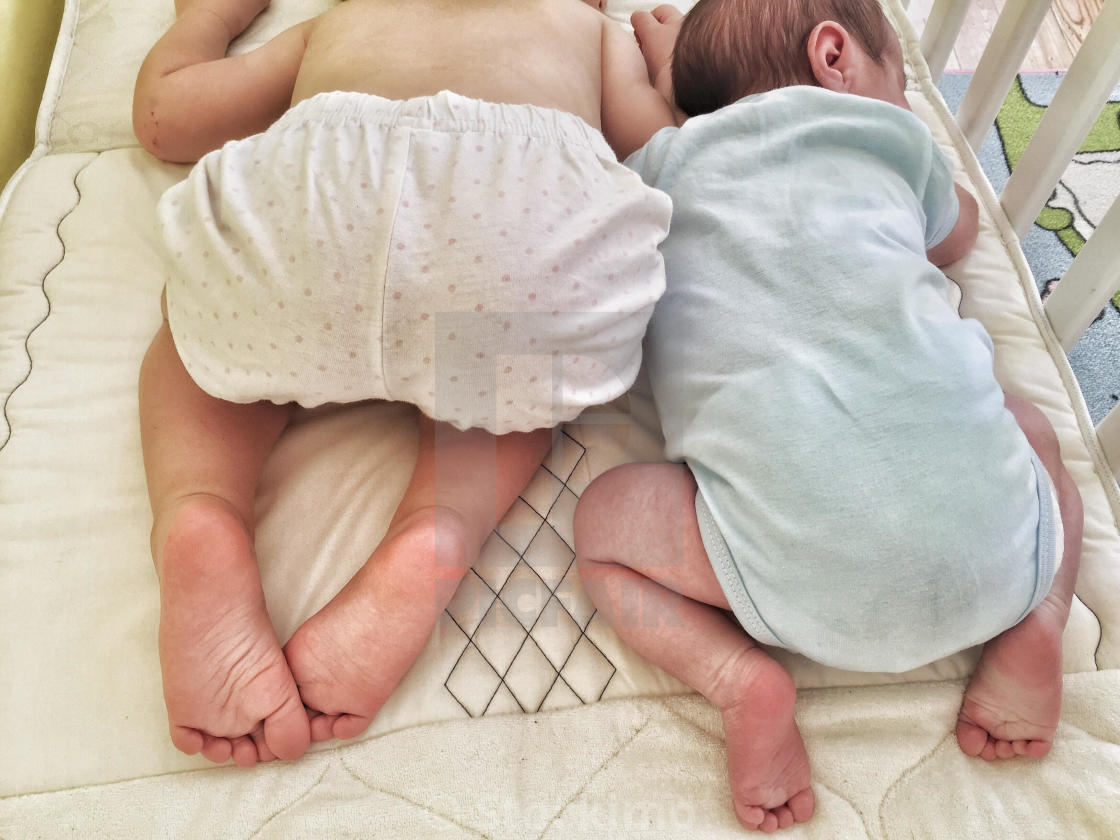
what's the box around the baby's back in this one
[293,0,604,127]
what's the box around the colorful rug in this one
[938,72,1120,425]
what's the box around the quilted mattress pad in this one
[2,1,1119,837]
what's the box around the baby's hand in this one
[174,0,271,38]
[631,4,683,92]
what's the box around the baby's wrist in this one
[652,65,674,104]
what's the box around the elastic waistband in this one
[276,89,613,157]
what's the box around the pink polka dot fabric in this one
[158,90,672,433]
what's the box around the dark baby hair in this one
[672,0,896,116]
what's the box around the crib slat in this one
[1096,402,1120,479]
[919,0,972,84]
[1001,0,1120,238]
[1042,195,1120,352]
[955,0,1051,151]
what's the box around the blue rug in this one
[938,72,1120,425]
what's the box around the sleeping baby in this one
[573,0,1084,832]
[134,0,670,768]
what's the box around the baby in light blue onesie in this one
[574,0,1083,833]
[629,82,1060,674]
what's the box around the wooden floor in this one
[905,0,1102,70]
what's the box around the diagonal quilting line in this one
[442,533,539,715]
[537,442,621,686]
[465,537,538,715]
[1070,592,1105,671]
[535,712,655,840]
[337,756,494,840]
[595,667,617,702]
[1085,597,1104,671]
[539,428,587,487]
[489,457,616,709]
[249,760,334,840]
[507,548,617,707]
[876,730,957,840]
[444,430,616,715]
[1,153,98,454]
[532,503,620,701]
[445,566,505,645]
[442,543,524,714]
[538,611,617,706]
[444,542,546,715]
[448,543,615,713]
[481,486,565,711]
[442,603,505,719]
[813,778,875,840]
[484,633,558,716]
[487,539,580,713]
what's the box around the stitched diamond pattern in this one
[442,431,616,715]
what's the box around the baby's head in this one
[672,0,908,116]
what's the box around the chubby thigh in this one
[158,91,671,434]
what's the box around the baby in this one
[573,0,1084,832]
[134,0,671,767]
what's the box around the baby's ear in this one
[806,21,855,93]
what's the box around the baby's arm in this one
[927,183,980,267]
[600,13,681,160]
[134,0,316,163]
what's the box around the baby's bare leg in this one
[574,463,814,833]
[141,320,309,767]
[284,419,552,742]
[957,394,1084,760]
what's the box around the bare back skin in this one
[134,0,666,163]
[293,0,604,127]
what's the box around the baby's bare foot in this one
[156,495,309,766]
[956,598,1065,761]
[285,507,471,743]
[715,649,815,832]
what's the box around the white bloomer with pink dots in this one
[158,90,673,433]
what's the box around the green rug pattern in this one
[939,72,1120,425]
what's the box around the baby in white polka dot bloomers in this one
[133,0,672,767]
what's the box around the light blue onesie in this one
[627,86,1059,673]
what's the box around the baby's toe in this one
[331,712,373,741]
[774,805,794,829]
[733,803,766,830]
[788,788,815,823]
[200,734,233,764]
[250,728,277,762]
[230,735,258,767]
[309,712,337,742]
[263,693,311,760]
[955,719,989,757]
[170,724,204,756]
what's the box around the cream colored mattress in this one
[2,1,1119,837]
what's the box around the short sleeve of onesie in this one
[623,125,679,187]
[920,134,960,248]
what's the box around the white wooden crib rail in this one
[915,0,1120,477]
